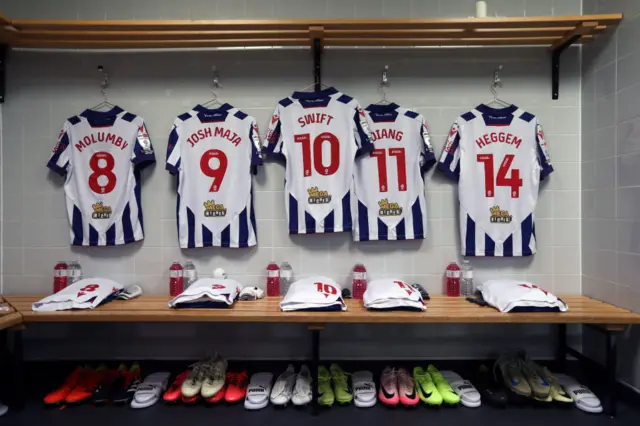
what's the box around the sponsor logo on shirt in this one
[92,202,112,219]
[137,125,153,154]
[307,186,332,204]
[204,200,227,217]
[489,205,512,224]
[378,198,403,216]
[444,123,459,153]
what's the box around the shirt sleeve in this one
[165,120,182,176]
[353,103,374,157]
[249,118,264,175]
[436,120,462,181]
[535,120,554,180]
[131,120,155,167]
[47,121,72,176]
[262,105,285,161]
[418,115,436,174]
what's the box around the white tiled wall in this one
[0,0,583,359]
[581,0,640,313]
[582,0,640,392]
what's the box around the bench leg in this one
[311,329,320,415]
[555,323,567,369]
[604,330,618,418]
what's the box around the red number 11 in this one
[371,148,407,192]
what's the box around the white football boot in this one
[292,365,312,406]
[270,364,296,406]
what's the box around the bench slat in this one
[3,295,639,325]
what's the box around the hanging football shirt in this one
[353,103,435,241]
[437,104,553,257]
[263,87,373,234]
[47,107,155,246]
[166,104,262,248]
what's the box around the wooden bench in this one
[5,294,640,326]
[0,297,23,331]
[3,294,640,416]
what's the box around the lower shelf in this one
[2,360,638,426]
[3,397,639,426]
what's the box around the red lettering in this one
[513,137,522,149]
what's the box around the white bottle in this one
[461,259,474,297]
[69,260,83,284]
[183,261,198,287]
[280,261,294,295]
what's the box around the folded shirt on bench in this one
[168,278,242,308]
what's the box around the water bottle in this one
[461,259,474,296]
[266,261,280,297]
[445,261,461,297]
[169,261,184,296]
[280,261,293,295]
[53,261,68,293]
[183,261,198,288]
[352,263,367,300]
[68,260,83,284]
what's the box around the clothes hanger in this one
[296,73,331,92]
[374,65,392,105]
[485,65,512,108]
[201,66,224,108]
[90,66,117,111]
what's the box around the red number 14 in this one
[476,154,523,198]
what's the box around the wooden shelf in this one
[0,14,622,49]
[5,295,640,328]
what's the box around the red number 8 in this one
[88,152,117,194]
[80,284,100,292]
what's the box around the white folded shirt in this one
[169,278,243,308]
[32,278,123,312]
[280,276,346,312]
[478,279,568,313]
[363,279,425,311]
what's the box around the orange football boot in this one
[224,371,248,403]
[44,366,85,405]
[205,383,227,404]
[163,370,191,403]
[65,365,107,404]
[181,395,200,404]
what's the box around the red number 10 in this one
[315,282,337,295]
[476,153,522,198]
[294,132,340,177]
[371,148,407,192]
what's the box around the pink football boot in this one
[397,368,419,407]
[378,367,399,406]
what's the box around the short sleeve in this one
[249,118,263,175]
[353,103,374,157]
[535,120,554,180]
[131,120,155,168]
[165,121,182,175]
[47,122,72,176]
[436,120,462,181]
[418,116,436,173]
[262,105,285,160]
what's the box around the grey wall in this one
[0,0,580,20]
[0,0,582,360]
[582,0,640,391]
